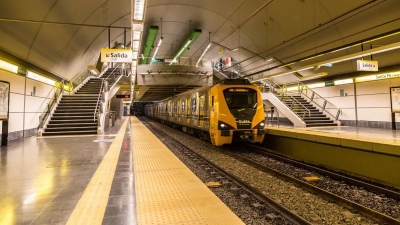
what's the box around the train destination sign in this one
[228,88,249,92]
[101,48,132,62]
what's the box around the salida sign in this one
[356,60,378,71]
[101,48,132,62]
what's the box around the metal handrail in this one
[38,80,65,129]
[103,64,126,88]
[262,80,311,119]
[69,71,91,88]
[94,79,105,121]
[294,83,341,122]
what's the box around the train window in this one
[224,88,257,109]
[174,101,177,112]
[192,98,196,112]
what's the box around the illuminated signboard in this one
[101,48,132,62]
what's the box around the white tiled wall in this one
[312,77,400,124]
[0,70,54,138]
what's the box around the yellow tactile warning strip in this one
[131,117,244,225]
[66,118,128,225]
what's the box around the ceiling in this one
[1,0,400,101]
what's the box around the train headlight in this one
[218,121,234,130]
[254,121,265,128]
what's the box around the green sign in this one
[325,81,334,86]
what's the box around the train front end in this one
[209,79,265,146]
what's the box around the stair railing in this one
[292,83,341,123]
[262,80,311,120]
[38,80,66,130]
[69,71,91,91]
[94,79,105,121]
[103,64,126,89]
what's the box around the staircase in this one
[261,80,340,127]
[281,94,338,127]
[100,68,121,87]
[42,78,103,136]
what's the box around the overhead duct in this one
[140,26,159,64]
[170,28,202,64]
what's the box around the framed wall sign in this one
[0,80,10,120]
[390,87,400,113]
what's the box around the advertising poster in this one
[0,81,9,120]
[390,87,400,113]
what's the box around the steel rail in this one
[249,144,400,200]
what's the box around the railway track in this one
[226,144,400,225]
[141,117,400,224]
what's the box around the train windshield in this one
[224,88,257,110]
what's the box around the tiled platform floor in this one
[0,117,131,225]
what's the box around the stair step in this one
[306,123,338,127]
[303,117,331,121]
[42,130,98,136]
[47,123,97,128]
[51,115,96,119]
[45,126,98,132]
[62,96,99,99]
[305,120,334,123]
[53,112,95,116]
[49,120,97,125]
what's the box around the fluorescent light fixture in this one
[150,37,163,64]
[133,0,146,21]
[27,71,56,86]
[252,41,400,83]
[334,78,353,85]
[307,82,325,89]
[132,40,140,51]
[170,40,192,65]
[285,86,299,92]
[196,43,212,67]
[0,59,18,73]
[132,52,138,59]
[300,72,328,81]
[133,31,141,40]
[323,41,400,65]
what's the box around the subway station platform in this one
[1,117,399,225]
[0,117,243,225]
[264,125,400,188]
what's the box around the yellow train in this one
[144,79,265,146]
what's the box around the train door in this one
[186,97,191,124]
[173,100,177,122]
[209,88,217,145]
[199,95,205,127]
[191,94,197,126]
